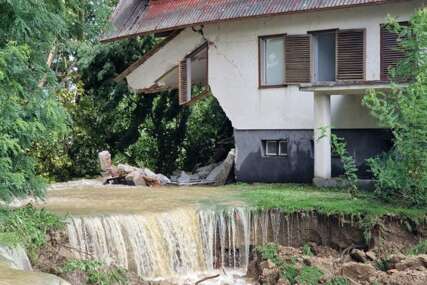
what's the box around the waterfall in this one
[66,208,304,281]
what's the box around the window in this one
[278,140,288,156]
[259,35,285,87]
[179,42,209,106]
[380,22,408,81]
[265,140,278,156]
[264,140,288,157]
[259,29,365,87]
[312,31,336,82]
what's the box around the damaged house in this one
[105,0,425,184]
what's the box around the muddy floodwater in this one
[42,179,246,216]
[41,180,253,284]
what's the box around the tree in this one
[0,0,69,200]
[363,8,427,207]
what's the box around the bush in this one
[0,205,64,260]
[296,266,324,285]
[363,9,427,207]
[257,243,280,263]
[62,259,129,285]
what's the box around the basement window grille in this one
[265,140,278,156]
[278,140,288,156]
[264,140,288,157]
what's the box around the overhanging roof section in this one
[102,0,392,42]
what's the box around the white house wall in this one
[199,0,422,130]
[122,1,424,183]
[126,29,204,91]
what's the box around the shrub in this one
[363,10,427,207]
[302,244,314,256]
[319,128,358,196]
[296,266,324,285]
[62,259,128,285]
[0,205,64,260]
[257,243,280,264]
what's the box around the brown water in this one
[41,180,255,284]
[43,180,245,216]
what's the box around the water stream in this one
[66,207,359,284]
[67,208,255,283]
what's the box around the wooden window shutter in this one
[336,29,365,80]
[178,60,188,105]
[285,35,311,84]
[380,23,407,81]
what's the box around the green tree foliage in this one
[180,95,234,171]
[127,94,233,174]
[33,0,159,179]
[363,9,427,207]
[127,91,190,174]
[34,0,233,179]
[0,0,69,200]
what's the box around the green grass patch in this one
[325,277,350,285]
[408,240,427,255]
[61,259,129,285]
[232,184,427,220]
[296,266,324,285]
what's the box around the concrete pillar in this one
[314,93,332,179]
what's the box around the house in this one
[104,0,425,184]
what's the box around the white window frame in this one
[259,35,286,88]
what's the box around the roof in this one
[102,0,396,42]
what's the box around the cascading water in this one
[66,207,332,283]
[67,208,254,281]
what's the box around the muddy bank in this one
[248,244,427,285]
[29,208,427,285]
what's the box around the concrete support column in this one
[314,93,332,179]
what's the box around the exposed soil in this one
[248,244,427,285]
[29,208,427,285]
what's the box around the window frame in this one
[278,140,289,157]
[380,22,409,81]
[265,140,279,156]
[258,34,288,89]
[263,140,289,157]
[309,29,338,83]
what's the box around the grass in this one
[231,183,427,220]
[408,240,427,255]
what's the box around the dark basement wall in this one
[234,129,393,183]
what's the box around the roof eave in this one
[114,29,183,82]
[101,0,394,43]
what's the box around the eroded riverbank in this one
[3,181,426,285]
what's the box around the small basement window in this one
[264,140,288,157]
[259,35,285,87]
[265,140,278,156]
[278,140,288,156]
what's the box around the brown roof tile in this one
[102,0,396,42]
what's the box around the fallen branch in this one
[195,274,220,285]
